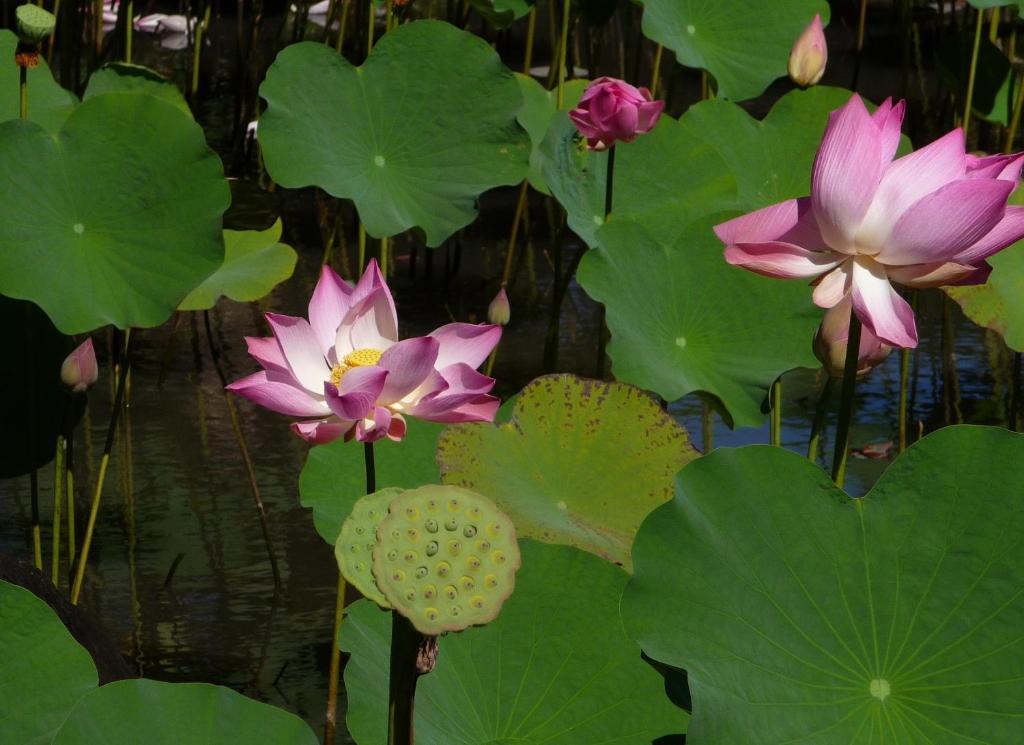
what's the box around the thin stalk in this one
[385,0,393,33]
[701,401,714,453]
[830,309,862,488]
[852,0,868,90]
[1004,70,1024,152]
[556,0,571,109]
[989,7,1000,43]
[649,43,664,98]
[484,179,531,377]
[191,4,213,98]
[380,236,390,279]
[336,0,352,53]
[595,146,616,378]
[326,442,374,743]
[963,7,984,139]
[71,330,132,605]
[51,436,66,584]
[522,8,537,73]
[769,378,782,447]
[31,471,42,570]
[807,376,834,462]
[942,294,963,424]
[387,612,423,745]
[66,432,76,569]
[358,222,367,274]
[366,0,375,55]
[19,66,28,120]
[203,311,281,586]
[46,0,62,64]
[126,0,134,63]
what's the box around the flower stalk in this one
[831,309,862,487]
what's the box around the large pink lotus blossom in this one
[715,94,1024,349]
[227,260,502,444]
[569,77,664,151]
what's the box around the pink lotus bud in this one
[487,287,510,326]
[814,298,892,378]
[788,14,827,88]
[568,77,664,151]
[61,338,99,393]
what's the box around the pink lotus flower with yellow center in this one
[227,260,502,444]
[715,94,1024,349]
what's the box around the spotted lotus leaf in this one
[334,488,403,608]
[372,485,520,635]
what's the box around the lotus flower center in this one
[330,348,383,386]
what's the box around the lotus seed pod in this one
[334,487,404,609]
[16,4,56,44]
[372,484,520,635]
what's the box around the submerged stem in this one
[830,309,861,488]
[71,330,132,605]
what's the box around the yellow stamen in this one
[329,348,383,387]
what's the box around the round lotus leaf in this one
[342,541,689,744]
[468,0,534,27]
[16,4,55,44]
[438,374,696,570]
[299,420,445,545]
[84,63,191,117]
[0,91,229,334]
[623,425,1024,743]
[515,73,587,195]
[640,0,830,101]
[372,485,520,635]
[335,487,402,608]
[0,580,98,745]
[179,219,297,310]
[52,679,317,744]
[259,21,529,247]
[0,29,76,132]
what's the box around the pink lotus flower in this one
[715,94,1024,349]
[813,296,892,377]
[569,77,664,151]
[227,260,502,444]
[61,338,98,394]
[788,14,827,88]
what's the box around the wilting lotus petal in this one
[716,91,1024,350]
[227,260,502,444]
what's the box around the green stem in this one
[19,66,28,120]
[770,377,782,447]
[380,236,389,279]
[66,432,76,570]
[1005,69,1024,152]
[366,0,375,55]
[358,222,367,274]
[191,4,213,98]
[807,376,834,463]
[71,330,132,605]
[126,0,134,64]
[595,146,616,378]
[649,43,664,98]
[336,0,351,53]
[830,309,861,487]
[31,470,42,570]
[556,0,571,109]
[387,612,424,745]
[522,7,537,73]
[485,178,531,378]
[963,7,984,138]
[51,435,65,584]
[701,401,714,453]
[385,0,393,32]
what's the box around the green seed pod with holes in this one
[372,484,520,635]
[16,4,56,44]
[334,487,404,609]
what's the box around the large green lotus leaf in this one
[52,679,317,744]
[623,425,1024,744]
[640,0,830,101]
[0,581,98,745]
[84,63,191,117]
[342,540,688,744]
[179,220,297,310]
[515,73,587,195]
[468,0,534,27]
[0,92,229,334]
[298,420,445,545]
[946,245,1024,351]
[437,374,696,569]
[0,29,77,132]
[969,1,1024,10]
[259,21,530,247]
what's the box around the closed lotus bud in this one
[16,4,56,45]
[61,338,99,394]
[814,298,892,378]
[788,14,827,88]
[569,77,664,151]
[487,287,510,326]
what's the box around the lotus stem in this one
[701,401,714,453]
[1004,70,1024,151]
[770,378,782,447]
[358,222,367,274]
[203,311,281,586]
[385,0,393,33]
[807,376,833,463]
[484,179,532,377]
[387,612,425,745]
[66,432,76,571]
[522,7,536,73]
[830,308,861,487]
[989,7,1000,43]
[126,0,133,63]
[556,0,571,109]
[963,7,984,139]
[1010,351,1021,431]
[941,294,962,424]
[46,0,61,65]
[71,330,132,605]
[336,0,351,53]
[19,66,28,120]
[852,0,868,90]
[366,0,375,55]
[380,236,389,279]
[595,146,616,378]
[31,470,42,570]
[191,4,213,98]
[700,69,709,100]
[51,435,65,584]
[649,43,663,98]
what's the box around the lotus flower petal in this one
[724,242,840,279]
[291,417,352,444]
[851,259,918,348]
[308,265,354,355]
[227,371,330,417]
[266,313,331,394]
[811,261,852,308]
[429,323,502,369]
[325,366,388,421]
[887,261,991,288]
[954,206,1024,265]
[378,336,440,404]
[245,336,289,375]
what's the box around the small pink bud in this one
[569,77,664,151]
[487,287,510,326]
[788,14,827,88]
[61,338,99,393]
[814,299,892,378]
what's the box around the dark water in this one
[0,5,1019,742]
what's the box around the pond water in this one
[0,4,1017,741]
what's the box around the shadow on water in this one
[0,2,1019,740]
